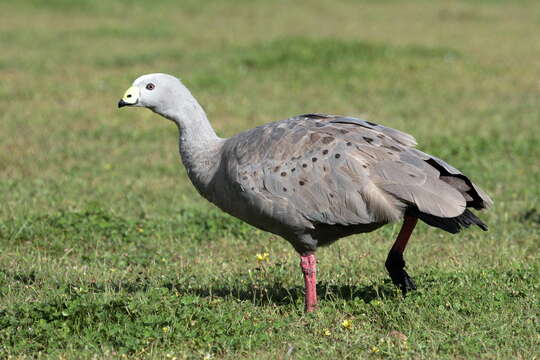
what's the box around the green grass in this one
[1,0,539,358]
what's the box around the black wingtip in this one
[477,220,488,232]
[408,208,488,234]
[462,209,488,231]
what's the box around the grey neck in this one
[160,93,225,196]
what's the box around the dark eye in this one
[146,83,155,90]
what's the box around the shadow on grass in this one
[161,281,399,306]
[0,269,39,285]
[69,279,399,307]
[3,266,399,307]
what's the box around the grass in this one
[0,0,539,358]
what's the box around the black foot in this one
[385,249,416,295]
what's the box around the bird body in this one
[118,73,492,311]
[189,113,491,254]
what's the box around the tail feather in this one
[407,208,488,234]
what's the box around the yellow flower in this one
[255,252,269,262]
[162,326,169,333]
[323,328,331,336]
[137,227,144,233]
[341,319,353,329]
[370,346,379,353]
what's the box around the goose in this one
[118,73,492,312]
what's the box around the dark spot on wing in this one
[312,157,317,162]
[281,172,287,177]
[322,136,334,144]
[363,137,374,144]
[346,142,352,146]
[322,149,328,155]
[335,154,341,159]
[302,163,308,168]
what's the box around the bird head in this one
[118,73,188,120]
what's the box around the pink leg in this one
[300,253,317,312]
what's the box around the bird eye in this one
[146,83,155,90]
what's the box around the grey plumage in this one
[201,113,492,254]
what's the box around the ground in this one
[0,0,539,358]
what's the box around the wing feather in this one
[220,114,491,232]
